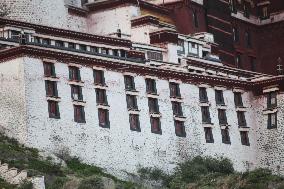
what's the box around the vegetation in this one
[1,133,284,189]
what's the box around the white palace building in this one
[0,0,284,178]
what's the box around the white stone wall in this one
[0,58,27,143]
[87,5,140,37]
[19,57,259,178]
[131,24,159,44]
[254,92,284,174]
[1,0,88,32]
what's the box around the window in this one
[193,10,198,28]
[245,31,251,48]
[204,127,214,143]
[45,81,58,97]
[261,6,269,19]
[236,53,242,68]
[98,108,110,128]
[146,79,157,94]
[93,70,105,86]
[147,51,163,61]
[221,129,231,144]
[69,66,81,81]
[150,117,161,134]
[230,0,237,13]
[11,30,20,40]
[42,38,50,45]
[215,90,225,105]
[79,44,87,51]
[177,39,184,52]
[43,63,56,77]
[90,46,99,53]
[199,87,208,103]
[113,49,118,56]
[120,50,126,58]
[175,121,186,137]
[129,114,140,132]
[68,42,76,49]
[268,113,277,129]
[74,105,85,123]
[232,27,239,42]
[250,57,256,71]
[243,3,250,18]
[201,107,211,123]
[234,92,243,107]
[55,40,64,48]
[237,111,247,127]
[240,131,250,146]
[124,75,135,91]
[267,92,277,109]
[169,83,181,98]
[218,109,227,125]
[96,89,108,105]
[48,101,60,119]
[172,102,183,117]
[126,95,138,110]
[148,98,159,113]
[71,85,83,101]
[34,37,40,44]
[101,48,109,55]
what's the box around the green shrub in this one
[245,168,283,184]
[78,176,104,189]
[18,181,33,189]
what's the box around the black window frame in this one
[221,129,231,144]
[129,114,141,132]
[192,10,199,28]
[74,105,86,123]
[43,62,56,77]
[126,95,138,110]
[245,31,251,48]
[204,127,214,143]
[218,109,228,125]
[124,75,136,91]
[237,111,247,127]
[201,106,211,124]
[169,82,181,98]
[199,87,208,103]
[267,113,277,129]
[93,69,105,86]
[240,131,250,146]
[55,40,64,48]
[96,89,108,105]
[150,117,162,134]
[172,101,183,117]
[148,98,159,114]
[145,78,157,94]
[48,100,60,119]
[71,85,83,101]
[234,92,243,107]
[215,90,225,105]
[175,121,186,137]
[233,27,239,43]
[69,66,81,81]
[267,92,277,109]
[98,108,110,128]
[45,80,58,97]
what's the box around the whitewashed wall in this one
[19,57,260,178]
[0,58,27,143]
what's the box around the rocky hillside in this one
[1,133,284,189]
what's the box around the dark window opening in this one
[201,107,211,123]
[71,85,83,101]
[172,101,183,117]
[260,6,269,19]
[79,44,87,51]
[199,87,208,103]
[45,81,58,97]
[90,46,99,53]
[236,53,242,68]
[55,40,64,48]
[129,114,140,132]
[267,113,277,129]
[69,66,81,81]
[221,129,231,144]
[218,109,228,125]
[74,105,85,123]
[215,90,225,105]
[43,63,56,77]
[147,51,163,61]
[267,92,277,109]
[68,42,76,49]
[204,127,214,143]
[42,38,50,45]
[175,121,186,137]
[243,3,250,18]
[93,70,105,86]
[126,95,138,110]
[232,27,239,42]
[237,111,247,127]
[240,131,250,146]
[146,79,157,94]
[169,82,181,98]
[98,108,110,128]
[250,57,256,71]
[96,89,108,105]
[193,10,199,28]
[150,117,162,134]
[148,98,159,114]
[245,31,251,48]
[124,75,135,91]
[234,92,243,107]
[101,48,109,55]
[48,101,60,119]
